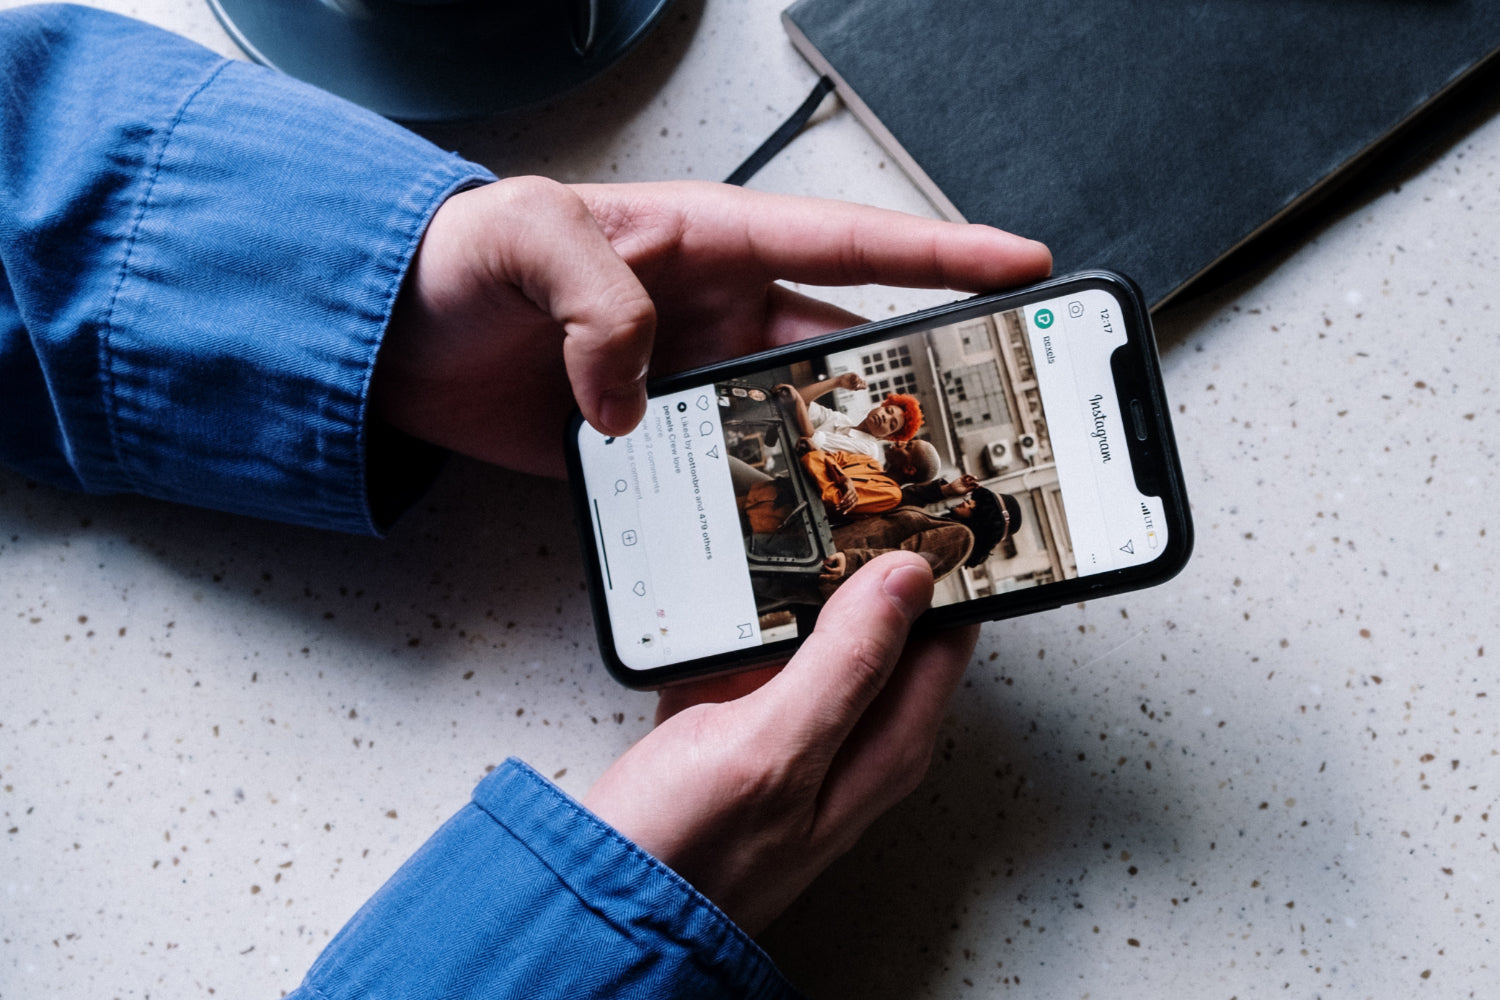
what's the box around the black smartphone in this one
[566,271,1192,688]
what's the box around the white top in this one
[806,399,884,458]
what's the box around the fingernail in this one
[1025,238,1054,270]
[883,561,932,619]
[599,383,645,434]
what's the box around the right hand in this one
[829,467,859,514]
[582,552,978,935]
[833,372,868,392]
[944,474,979,497]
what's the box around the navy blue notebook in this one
[783,0,1500,307]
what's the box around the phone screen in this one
[574,277,1183,678]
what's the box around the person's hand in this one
[582,552,979,935]
[833,372,868,392]
[825,463,858,514]
[943,474,979,498]
[819,550,849,581]
[373,178,1051,477]
[834,481,859,515]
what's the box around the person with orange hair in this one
[877,391,924,442]
[774,373,924,459]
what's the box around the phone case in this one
[567,271,1193,688]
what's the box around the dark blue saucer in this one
[207,0,673,121]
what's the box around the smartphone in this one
[567,271,1192,688]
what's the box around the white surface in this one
[3,2,1496,997]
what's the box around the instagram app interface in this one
[580,285,1170,673]
[577,388,761,671]
[1025,288,1169,575]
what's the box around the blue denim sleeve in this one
[0,3,494,533]
[289,759,802,1000]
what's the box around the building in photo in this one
[816,308,1077,604]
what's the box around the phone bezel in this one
[566,270,1193,689]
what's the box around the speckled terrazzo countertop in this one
[3,2,1495,997]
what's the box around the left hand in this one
[373,178,1051,477]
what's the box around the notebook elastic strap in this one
[724,75,836,186]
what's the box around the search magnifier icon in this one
[613,479,628,495]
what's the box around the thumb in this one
[748,551,934,765]
[495,178,658,436]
